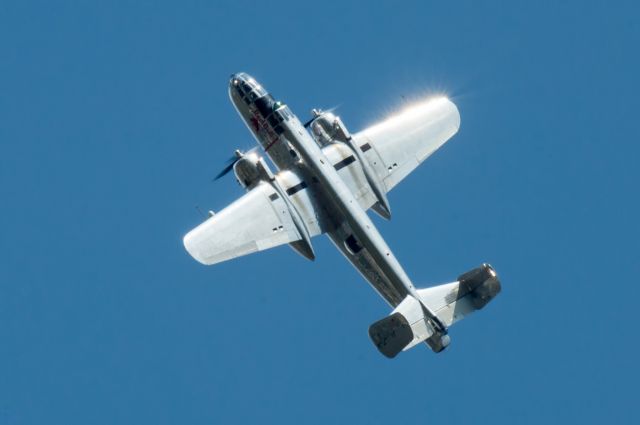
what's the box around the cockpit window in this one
[254,85,267,97]
[237,78,267,98]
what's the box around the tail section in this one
[368,264,501,358]
[418,263,501,327]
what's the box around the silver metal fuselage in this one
[228,73,421,307]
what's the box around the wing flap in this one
[183,182,301,265]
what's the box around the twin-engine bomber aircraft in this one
[183,73,501,357]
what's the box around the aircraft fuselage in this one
[228,73,447,338]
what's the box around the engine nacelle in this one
[233,151,262,190]
[310,111,351,147]
[457,263,502,310]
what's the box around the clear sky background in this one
[1,1,639,424]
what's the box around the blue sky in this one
[1,1,639,424]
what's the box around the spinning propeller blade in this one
[302,106,339,128]
[213,150,244,181]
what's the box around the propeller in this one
[302,106,339,128]
[212,147,261,181]
[213,149,244,181]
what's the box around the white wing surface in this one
[184,182,303,265]
[352,97,460,193]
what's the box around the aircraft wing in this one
[352,97,460,193]
[184,181,310,265]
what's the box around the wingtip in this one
[449,99,461,132]
[182,230,209,265]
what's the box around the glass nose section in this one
[229,73,267,100]
[229,73,248,88]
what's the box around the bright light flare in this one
[362,95,460,138]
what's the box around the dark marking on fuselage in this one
[250,116,260,132]
[286,181,308,196]
[334,155,356,171]
[264,135,280,152]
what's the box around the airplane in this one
[183,73,501,358]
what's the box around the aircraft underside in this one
[183,72,501,357]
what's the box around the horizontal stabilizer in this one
[418,263,501,327]
[368,264,501,358]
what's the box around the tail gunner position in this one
[184,73,501,357]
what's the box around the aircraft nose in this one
[229,72,249,88]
